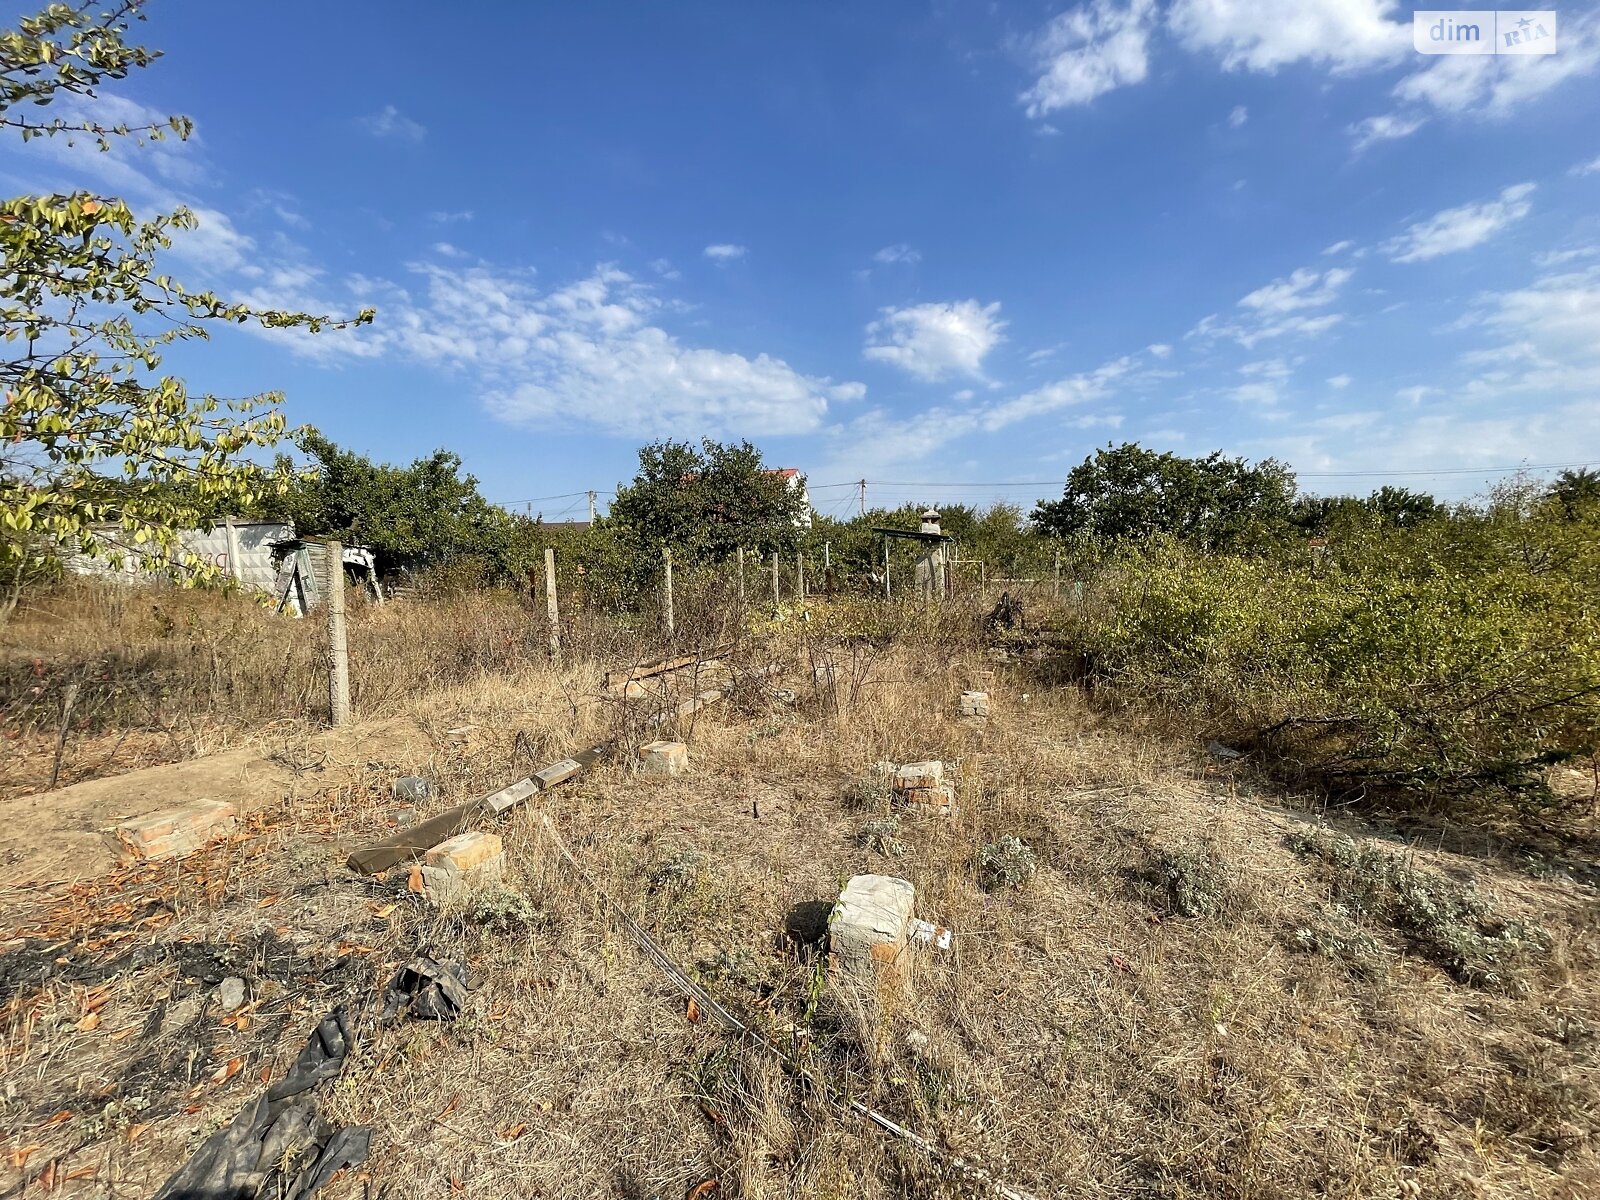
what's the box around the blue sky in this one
[6,1,1600,518]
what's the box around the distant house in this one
[771,468,813,527]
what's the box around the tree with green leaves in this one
[1548,467,1600,522]
[608,438,806,573]
[1032,442,1297,552]
[0,1,371,619]
[268,429,536,579]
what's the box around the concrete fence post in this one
[325,540,351,726]
[663,545,675,637]
[544,547,562,659]
[771,551,780,609]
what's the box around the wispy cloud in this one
[241,259,864,438]
[428,209,474,224]
[1382,183,1535,263]
[1189,265,1353,348]
[872,243,922,266]
[1227,104,1248,128]
[703,243,747,262]
[1349,112,1425,151]
[1020,0,1157,116]
[357,104,426,143]
[863,299,1006,381]
[1168,0,1408,73]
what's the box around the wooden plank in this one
[603,642,733,690]
[345,801,485,875]
[483,777,538,816]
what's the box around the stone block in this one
[116,799,237,860]
[893,761,943,791]
[394,776,432,802]
[829,874,915,990]
[958,690,991,717]
[639,740,689,777]
[420,830,504,905]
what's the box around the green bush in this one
[1070,494,1600,811]
[1288,829,1547,992]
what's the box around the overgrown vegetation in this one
[1288,828,1550,992]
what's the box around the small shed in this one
[272,538,381,616]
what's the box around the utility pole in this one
[858,479,867,516]
[587,490,597,523]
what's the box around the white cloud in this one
[1240,266,1353,314]
[1349,112,1425,150]
[1327,373,1353,389]
[1190,265,1352,348]
[1322,239,1354,256]
[1461,265,1600,400]
[1392,11,1600,119]
[863,299,1006,381]
[243,260,863,438]
[429,210,474,224]
[1167,0,1408,73]
[703,243,747,262]
[1147,342,1172,358]
[358,104,426,142]
[649,257,681,280]
[872,243,922,265]
[1383,183,1535,263]
[1572,154,1600,177]
[981,356,1132,430]
[1021,0,1157,116]
[1227,104,1248,128]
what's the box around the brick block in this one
[898,782,955,817]
[639,740,689,777]
[829,874,915,991]
[116,799,237,860]
[958,690,991,717]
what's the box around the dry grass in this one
[2,599,1598,1199]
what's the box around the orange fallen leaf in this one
[63,1165,96,1182]
[437,1095,460,1121]
[8,1144,41,1168]
[39,1110,73,1129]
[372,903,397,918]
[38,1160,56,1190]
[499,1122,528,1140]
[449,1176,464,1195]
[686,1180,719,1200]
[686,998,702,1025]
[256,894,280,909]
[258,1067,272,1084]
[407,866,425,895]
[75,1011,101,1032]
[210,1057,244,1085]
[110,1027,139,1043]
[126,1123,150,1145]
